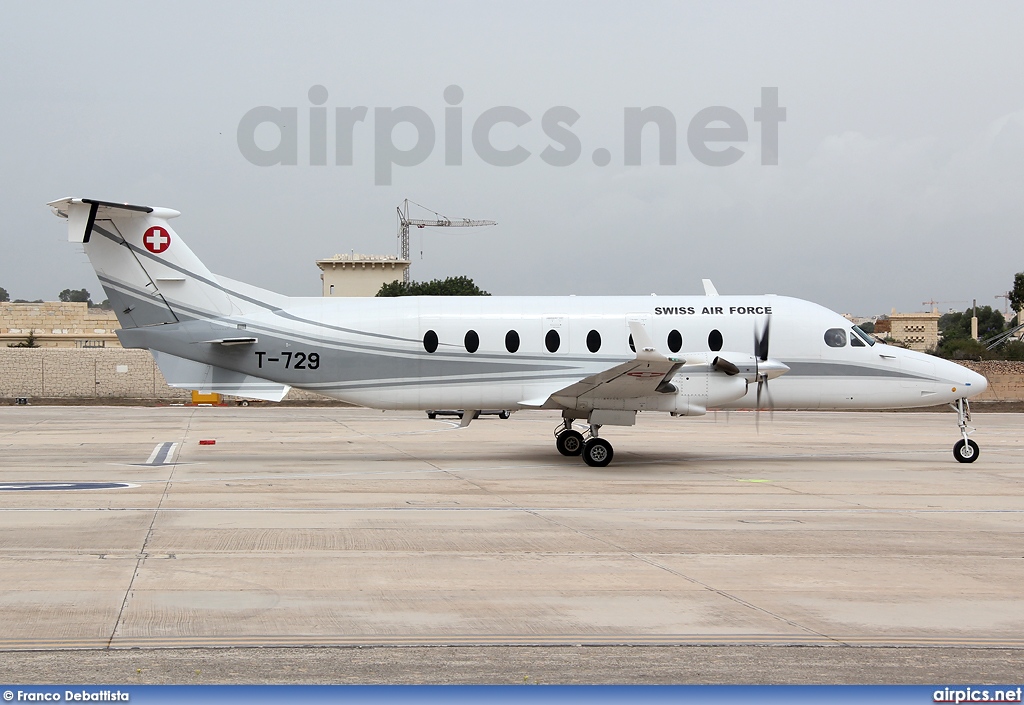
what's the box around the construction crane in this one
[397,199,496,283]
[995,292,1011,314]
[922,299,969,313]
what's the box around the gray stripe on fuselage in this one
[784,361,938,382]
[116,312,594,389]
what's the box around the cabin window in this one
[628,334,635,353]
[824,328,847,347]
[464,330,479,353]
[667,329,682,353]
[851,325,875,347]
[586,329,601,353]
[708,329,723,352]
[545,329,561,353]
[423,330,438,353]
[505,330,520,353]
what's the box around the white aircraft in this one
[49,198,989,467]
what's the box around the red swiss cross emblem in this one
[142,226,171,254]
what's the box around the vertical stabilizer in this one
[49,198,236,328]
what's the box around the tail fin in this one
[48,198,237,328]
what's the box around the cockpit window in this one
[851,325,875,347]
[824,328,847,347]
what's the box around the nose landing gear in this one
[951,397,980,463]
[554,419,615,467]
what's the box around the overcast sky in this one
[3,1,1023,316]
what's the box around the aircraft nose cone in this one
[951,364,988,397]
[968,368,988,395]
[938,359,988,398]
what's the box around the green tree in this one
[0,286,8,302]
[58,288,92,305]
[858,321,875,334]
[1010,272,1024,315]
[376,276,490,297]
[939,305,1005,341]
[999,340,1024,361]
[937,337,987,361]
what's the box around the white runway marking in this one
[141,442,177,466]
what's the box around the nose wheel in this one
[953,438,979,463]
[951,397,980,463]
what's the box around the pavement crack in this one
[105,407,197,649]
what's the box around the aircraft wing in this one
[547,357,682,404]
[541,322,686,407]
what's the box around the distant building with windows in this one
[316,253,411,297]
[886,309,940,352]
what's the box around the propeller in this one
[709,316,788,430]
[754,317,774,430]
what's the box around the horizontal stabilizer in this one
[152,351,289,402]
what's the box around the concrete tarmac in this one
[0,406,1021,683]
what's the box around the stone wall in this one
[958,360,1024,402]
[0,302,121,348]
[0,348,185,399]
[0,348,331,402]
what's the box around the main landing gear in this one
[951,397,980,463]
[555,419,614,467]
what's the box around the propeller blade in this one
[753,316,771,433]
[755,377,763,433]
[755,318,771,362]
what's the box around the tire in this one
[953,439,979,463]
[556,429,584,456]
[582,438,614,467]
[239,400,249,407]
[498,410,511,419]
[426,411,437,419]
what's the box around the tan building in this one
[316,253,411,297]
[0,302,121,348]
[887,308,940,352]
